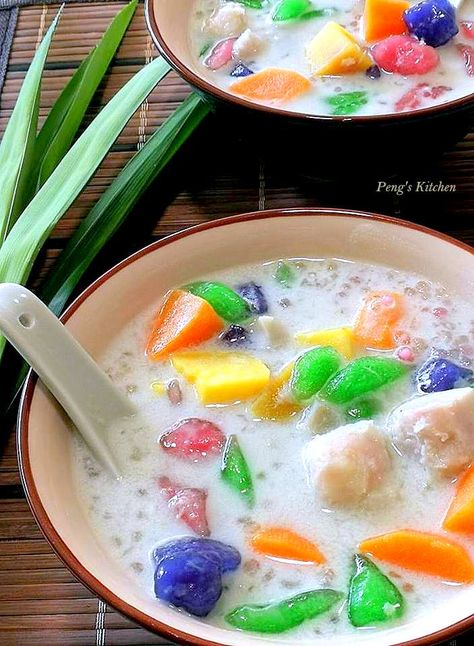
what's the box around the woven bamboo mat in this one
[1,1,474,644]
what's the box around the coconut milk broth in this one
[73,258,474,639]
[189,0,474,116]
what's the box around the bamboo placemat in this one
[1,1,474,644]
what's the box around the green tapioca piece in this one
[184,281,251,323]
[326,91,368,116]
[273,261,297,287]
[320,356,409,404]
[225,589,343,633]
[300,8,336,20]
[234,0,264,7]
[290,346,342,401]
[348,554,405,627]
[345,397,380,421]
[221,434,255,507]
[272,0,312,21]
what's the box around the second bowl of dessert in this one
[146,0,474,173]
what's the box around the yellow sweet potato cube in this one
[294,327,355,359]
[171,351,270,405]
[306,22,372,76]
[251,363,302,422]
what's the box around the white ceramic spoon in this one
[0,283,136,477]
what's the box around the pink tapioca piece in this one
[372,35,439,76]
[395,84,451,112]
[396,346,415,362]
[204,38,236,70]
[159,418,226,461]
[461,21,474,39]
[381,294,395,307]
[457,44,474,76]
[158,476,210,537]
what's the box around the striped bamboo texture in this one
[1,0,474,644]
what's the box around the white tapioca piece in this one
[257,315,289,347]
[207,3,247,38]
[232,29,265,60]
[388,387,474,478]
[303,420,391,506]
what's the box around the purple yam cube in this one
[237,282,268,314]
[220,324,249,345]
[404,0,458,47]
[154,552,222,617]
[230,63,254,77]
[416,357,473,393]
[365,65,381,79]
[153,537,241,616]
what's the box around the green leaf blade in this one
[0,55,171,363]
[0,9,61,243]
[39,93,209,315]
[33,0,138,191]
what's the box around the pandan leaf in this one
[0,56,171,361]
[0,8,61,244]
[32,0,138,192]
[40,94,209,315]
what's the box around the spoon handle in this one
[0,283,132,476]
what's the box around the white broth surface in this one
[73,258,474,639]
[189,0,474,115]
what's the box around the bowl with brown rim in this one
[18,209,474,646]
[145,0,474,175]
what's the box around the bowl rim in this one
[17,208,474,646]
[144,0,474,124]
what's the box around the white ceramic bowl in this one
[18,209,474,646]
